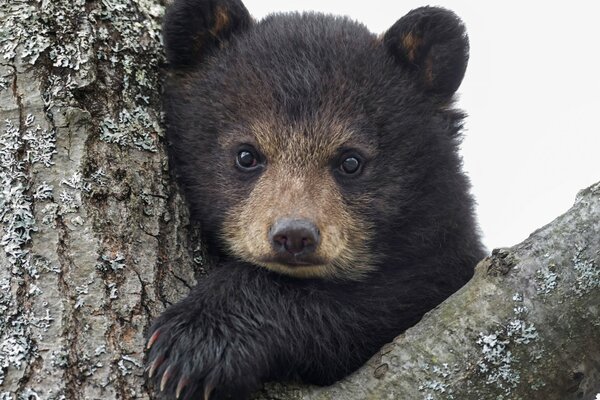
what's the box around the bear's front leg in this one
[145,261,396,399]
[145,263,281,400]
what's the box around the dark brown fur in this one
[147,2,485,399]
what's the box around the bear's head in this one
[163,0,478,281]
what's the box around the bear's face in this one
[219,117,375,279]
[164,3,471,280]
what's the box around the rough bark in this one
[1,1,198,399]
[1,1,599,400]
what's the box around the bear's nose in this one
[269,218,320,256]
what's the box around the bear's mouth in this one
[260,254,328,268]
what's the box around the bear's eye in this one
[340,156,361,174]
[236,149,259,170]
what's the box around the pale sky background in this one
[244,0,600,251]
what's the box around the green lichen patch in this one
[0,119,37,274]
[32,182,53,201]
[535,263,558,296]
[23,114,57,167]
[75,347,105,378]
[91,0,166,151]
[0,2,52,65]
[50,348,69,369]
[572,245,599,296]
[474,293,540,397]
[2,0,166,153]
[0,310,37,386]
[0,76,9,92]
[99,106,160,152]
[96,252,126,273]
[117,354,142,377]
[418,362,457,399]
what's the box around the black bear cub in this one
[147,0,485,398]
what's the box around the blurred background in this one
[244,0,600,250]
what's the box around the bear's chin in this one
[260,254,328,267]
[258,261,338,279]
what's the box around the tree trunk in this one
[1,2,599,400]
[1,1,198,398]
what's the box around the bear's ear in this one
[163,0,252,69]
[383,7,469,98]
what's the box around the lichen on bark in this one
[1,1,197,398]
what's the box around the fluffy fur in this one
[147,1,485,399]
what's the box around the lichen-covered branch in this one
[257,182,600,400]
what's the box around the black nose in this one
[269,218,320,256]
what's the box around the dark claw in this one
[148,354,165,378]
[147,329,161,350]
[161,364,175,392]
[176,376,189,399]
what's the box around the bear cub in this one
[146,0,485,398]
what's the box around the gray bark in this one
[1,1,599,400]
[1,1,197,399]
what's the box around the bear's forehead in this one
[210,13,387,107]
[250,117,353,164]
